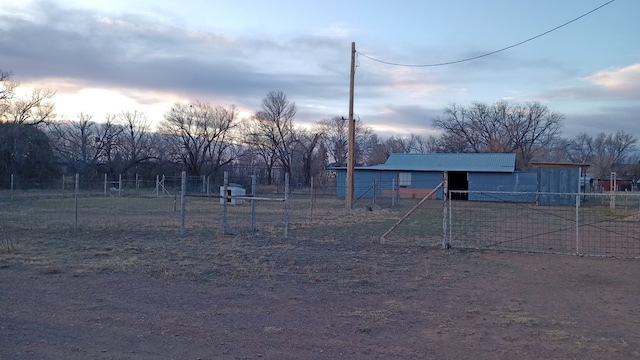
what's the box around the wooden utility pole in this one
[346,41,356,209]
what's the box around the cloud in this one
[585,63,640,96]
[0,1,350,106]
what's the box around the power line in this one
[357,0,616,68]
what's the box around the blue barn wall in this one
[468,172,537,202]
[336,170,444,198]
[337,168,579,205]
[537,167,580,205]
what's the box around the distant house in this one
[335,153,587,204]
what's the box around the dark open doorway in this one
[448,171,468,200]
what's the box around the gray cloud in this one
[2,1,638,141]
[0,1,350,106]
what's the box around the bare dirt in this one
[2,235,640,360]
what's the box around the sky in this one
[1,0,639,138]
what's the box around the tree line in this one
[1,70,638,188]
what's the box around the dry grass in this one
[0,193,444,277]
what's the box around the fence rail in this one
[449,190,640,258]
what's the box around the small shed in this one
[220,184,246,205]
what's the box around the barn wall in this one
[467,172,537,202]
[336,170,444,199]
[537,167,580,205]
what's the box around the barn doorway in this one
[448,171,468,200]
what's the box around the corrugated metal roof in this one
[360,153,516,172]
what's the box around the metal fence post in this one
[10,174,14,199]
[222,171,228,235]
[251,174,257,232]
[284,173,290,239]
[180,171,186,235]
[392,178,396,207]
[575,193,580,255]
[373,177,377,206]
[104,173,107,196]
[310,176,315,222]
[118,174,122,197]
[442,171,450,249]
[75,173,79,228]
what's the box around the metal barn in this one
[335,154,587,204]
[336,153,536,200]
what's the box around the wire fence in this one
[0,172,421,243]
[449,190,640,258]
[3,173,639,258]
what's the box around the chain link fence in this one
[449,190,640,258]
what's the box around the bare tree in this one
[115,110,154,175]
[252,91,298,176]
[297,130,322,187]
[241,119,279,185]
[314,115,377,165]
[568,131,638,178]
[0,70,17,116]
[47,113,102,172]
[433,101,563,170]
[2,88,56,126]
[159,102,239,176]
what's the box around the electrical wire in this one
[357,0,616,68]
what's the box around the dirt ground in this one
[2,235,640,360]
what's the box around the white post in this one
[104,173,107,196]
[135,173,140,195]
[118,174,122,197]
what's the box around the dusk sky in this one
[1,0,638,138]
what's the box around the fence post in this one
[251,174,257,232]
[373,177,377,205]
[284,173,290,239]
[180,171,186,235]
[391,178,396,207]
[575,193,580,255]
[10,174,14,200]
[610,171,616,209]
[136,173,140,195]
[442,171,450,249]
[62,174,65,191]
[310,176,315,222]
[104,173,107,196]
[118,174,122,197]
[75,173,79,228]
[222,171,228,235]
